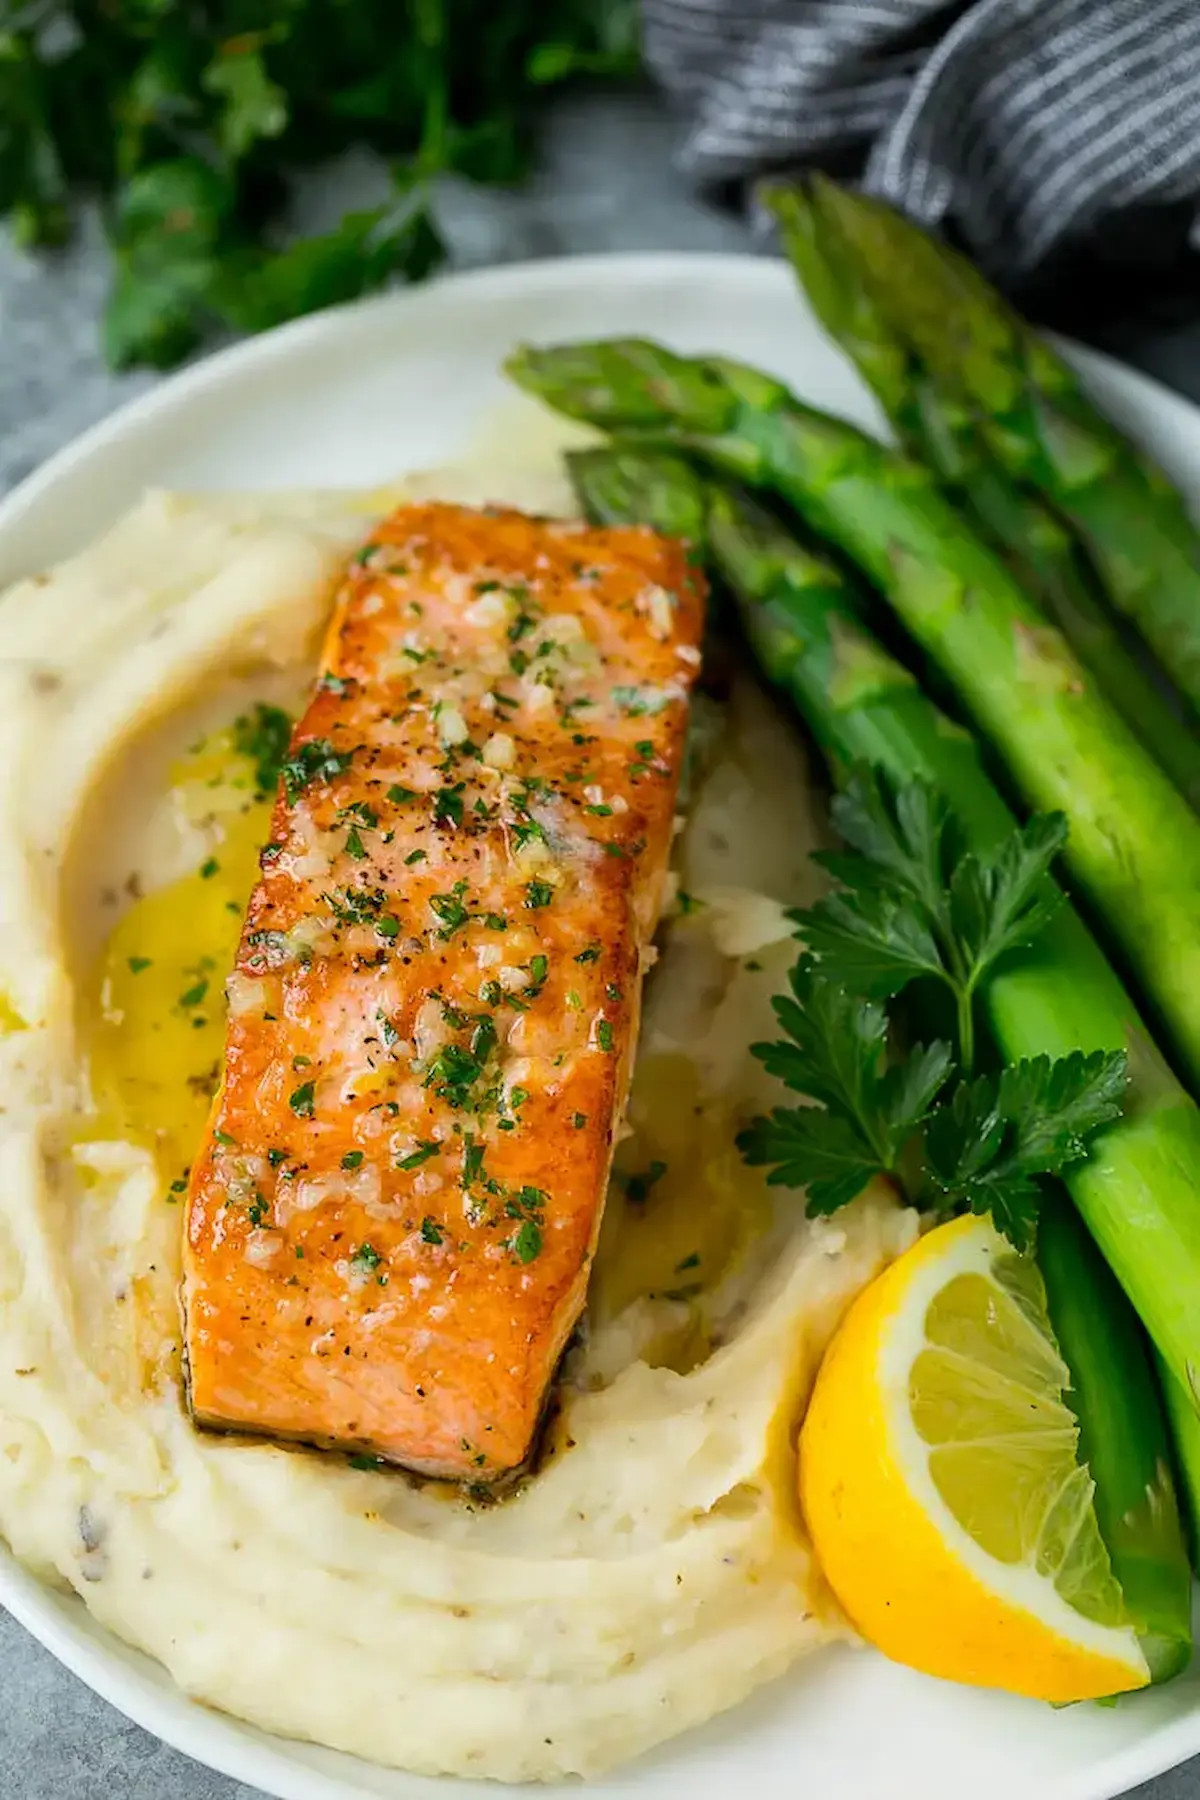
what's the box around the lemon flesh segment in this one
[800,1213,1149,1702]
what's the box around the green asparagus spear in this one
[799,175,1200,712]
[509,338,1200,1089]
[570,442,1198,1673]
[1036,1191,1191,1681]
[769,183,1200,812]
[567,441,1200,1403]
[1160,1360,1200,1570]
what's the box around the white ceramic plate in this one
[3,252,1200,1800]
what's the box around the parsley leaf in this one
[924,1052,1127,1250]
[739,958,952,1214]
[281,738,352,803]
[289,1081,316,1119]
[233,703,293,799]
[511,1219,543,1263]
[796,768,1066,1071]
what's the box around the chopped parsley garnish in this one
[596,1019,614,1052]
[246,1194,270,1228]
[430,880,470,938]
[424,1044,486,1110]
[341,1150,365,1170]
[267,1148,288,1167]
[199,856,220,879]
[574,944,600,964]
[179,977,209,1008]
[321,673,352,695]
[585,803,613,817]
[512,817,547,849]
[420,1216,445,1246]
[351,1241,383,1272]
[397,1140,441,1170]
[621,1160,667,1204]
[233,703,292,799]
[525,878,554,910]
[434,783,466,827]
[327,886,384,926]
[484,911,507,931]
[344,825,368,860]
[572,1112,588,1129]
[281,737,352,803]
[388,784,416,804]
[405,849,427,866]
[462,1136,486,1186]
[376,914,401,940]
[127,955,152,974]
[289,1081,316,1118]
[511,1219,542,1263]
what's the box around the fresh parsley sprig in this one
[1,4,641,368]
[739,767,1126,1249]
[795,768,1066,1072]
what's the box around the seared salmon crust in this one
[183,502,705,1479]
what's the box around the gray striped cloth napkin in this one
[642,0,1200,281]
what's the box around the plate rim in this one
[2,246,1199,1800]
[0,247,1191,542]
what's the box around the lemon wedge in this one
[800,1211,1149,1702]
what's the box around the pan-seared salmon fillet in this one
[182,501,705,1480]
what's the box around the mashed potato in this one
[0,476,911,1780]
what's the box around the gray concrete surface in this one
[0,84,1196,1800]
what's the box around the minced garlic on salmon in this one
[182,501,705,1480]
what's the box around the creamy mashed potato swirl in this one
[0,477,911,1780]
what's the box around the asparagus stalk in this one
[570,442,1197,1675]
[1160,1362,1200,1568]
[768,184,1200,812]
[1036,1192,1191,1682]
[509,338,1200,1090]
[798,175,1200,714]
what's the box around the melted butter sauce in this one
[592,1051,771,1369]
[86,727,275,1191]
